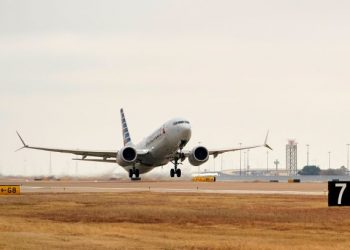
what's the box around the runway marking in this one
[21,186,326,196]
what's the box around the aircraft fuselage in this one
[125,118,191,174]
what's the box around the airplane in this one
[16,108,272,180]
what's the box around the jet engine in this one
[188,146,209,166]
[116,146,137,166]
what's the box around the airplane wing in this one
[208,143,272,158]
[16,131,117,159]
[208,131,272,158]
[16,131,150,163]
[182,131,272,158]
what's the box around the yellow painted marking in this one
[0,185,20,195]
[192,176,216,182]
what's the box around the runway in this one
[0,179,328,195]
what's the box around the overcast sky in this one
[1,0,350,177]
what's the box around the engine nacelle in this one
[188,146,209,166]
[116,146,137,166]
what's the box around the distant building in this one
[286,140,298,175]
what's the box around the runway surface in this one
[0,179,328,195]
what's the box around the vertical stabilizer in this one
[120,108,132,146]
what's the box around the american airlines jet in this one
[16,109,272,180]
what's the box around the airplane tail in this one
[120,108,132,146]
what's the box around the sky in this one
[1,0,350,177]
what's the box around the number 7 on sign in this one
[335,183,347,205]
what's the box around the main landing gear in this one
[170,168,181,178]
[129,167,141,180]
[170,158,182,178]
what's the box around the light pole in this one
[49,152,52,177]
[239,143,242,176]
[266,150,269,174]
[306,144,309,166]
[328,151,331,169]
[243,151,246,176]
[247,149,250,174]
[221,155,223,172]
[347,144,350,175]
[274,159,280,176]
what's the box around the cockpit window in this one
[173,120,190,126]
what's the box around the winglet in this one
[15,131,28,152]
[264,130,273,150]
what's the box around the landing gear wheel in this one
[170,153,185,179]
[176,169,181,177]
[134,169,140,178]
[129,168,141,181]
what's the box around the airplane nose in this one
[180,124,192,140]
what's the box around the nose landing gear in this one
[170,157,182,178]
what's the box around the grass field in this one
[0,192,349,249]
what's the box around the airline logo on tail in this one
[120,108,132,146]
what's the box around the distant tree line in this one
[298,165,348,175]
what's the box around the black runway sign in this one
[328,181,350,206]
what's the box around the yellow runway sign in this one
[0,185,20,195]
[192,176,216,182]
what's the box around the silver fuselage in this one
[124,118,191,174]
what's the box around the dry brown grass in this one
[0,192,349,249]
